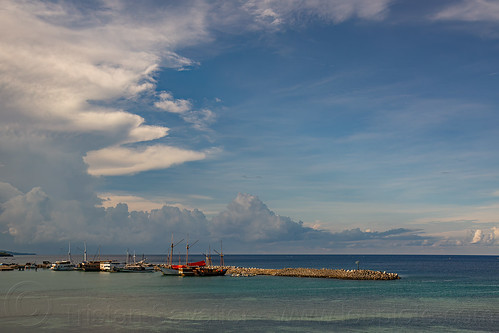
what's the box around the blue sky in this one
[0,0,498,254]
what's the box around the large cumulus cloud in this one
[1,188,495,253]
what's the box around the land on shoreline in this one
[0,250,36,256]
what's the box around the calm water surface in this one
[0,255,497,332]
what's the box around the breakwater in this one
[226,267,400,280]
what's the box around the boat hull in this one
[159,266,180,275]
[50,260,75,271]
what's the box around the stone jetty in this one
[226,267,400,280]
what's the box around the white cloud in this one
[433,0,499,22]
[242,0,392,29]
[84,145,206,176]
[155,91,192,114]
[0,189,494,253]
[469,228,498,245]
[155,92,216,131]
[0,1,211,178]
[471,229,483,243]
[182,109,217,131]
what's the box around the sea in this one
[0,254,497,332]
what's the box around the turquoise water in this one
[0,255,498,332]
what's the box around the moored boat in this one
[161,237,227,277]
[114,260,155,272]
[80,260,103,271]
[158,265,180,275]
[51,242,75,271]
[50,260,75,271]
[0,263,14,271]
[100,261,125,272]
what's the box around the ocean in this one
[0,254,497,332]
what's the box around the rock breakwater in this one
[226,267,400,280]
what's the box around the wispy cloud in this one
[155,92,192,114]
[242,0,392,28]
[432,0,499,22]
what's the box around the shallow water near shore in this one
[1,255,498,332]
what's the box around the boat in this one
[100,260,125,272]
[159,236,227,277]
[51,242,75,271]
[109,250,155,273]
[115,260,155,273]
[80,260,104,271]
[0,263,14,271]
[50,260,75,271]
[159,235,184,276]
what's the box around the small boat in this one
[51,242,75,271]
[80,261,103,271]
[115,260,155,273]
[159,235,184,276]
[0,263,14,271]
[50,260,75,271]
[100,261,125,272]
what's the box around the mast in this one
[206,244,212,267]
[214,240,224,267]
[168,235,184,267]
[68,241,72,263]
[169,234,174,266]
[83,242,87,262]
[185,238,198,265]
[219,240,224,267]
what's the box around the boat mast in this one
[168,235,184,267]
[186,238,198,265]
[214,240,224,267]
[83,242,87,262]
[170,234,174,266]
[68,241,72,263]
[207,244,212,267]
[220,240,224,267]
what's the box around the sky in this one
[0,0,498,255]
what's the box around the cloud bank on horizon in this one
[0,0,498,254]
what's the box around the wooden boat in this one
[0,263,14,271]
[80,261,103,271]
[160,236,227,277]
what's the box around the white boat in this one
[116,262,155,273]
[158,265,180,275]
[100,261,125,272]
[50,260,75,271]
[51,242,75,271]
